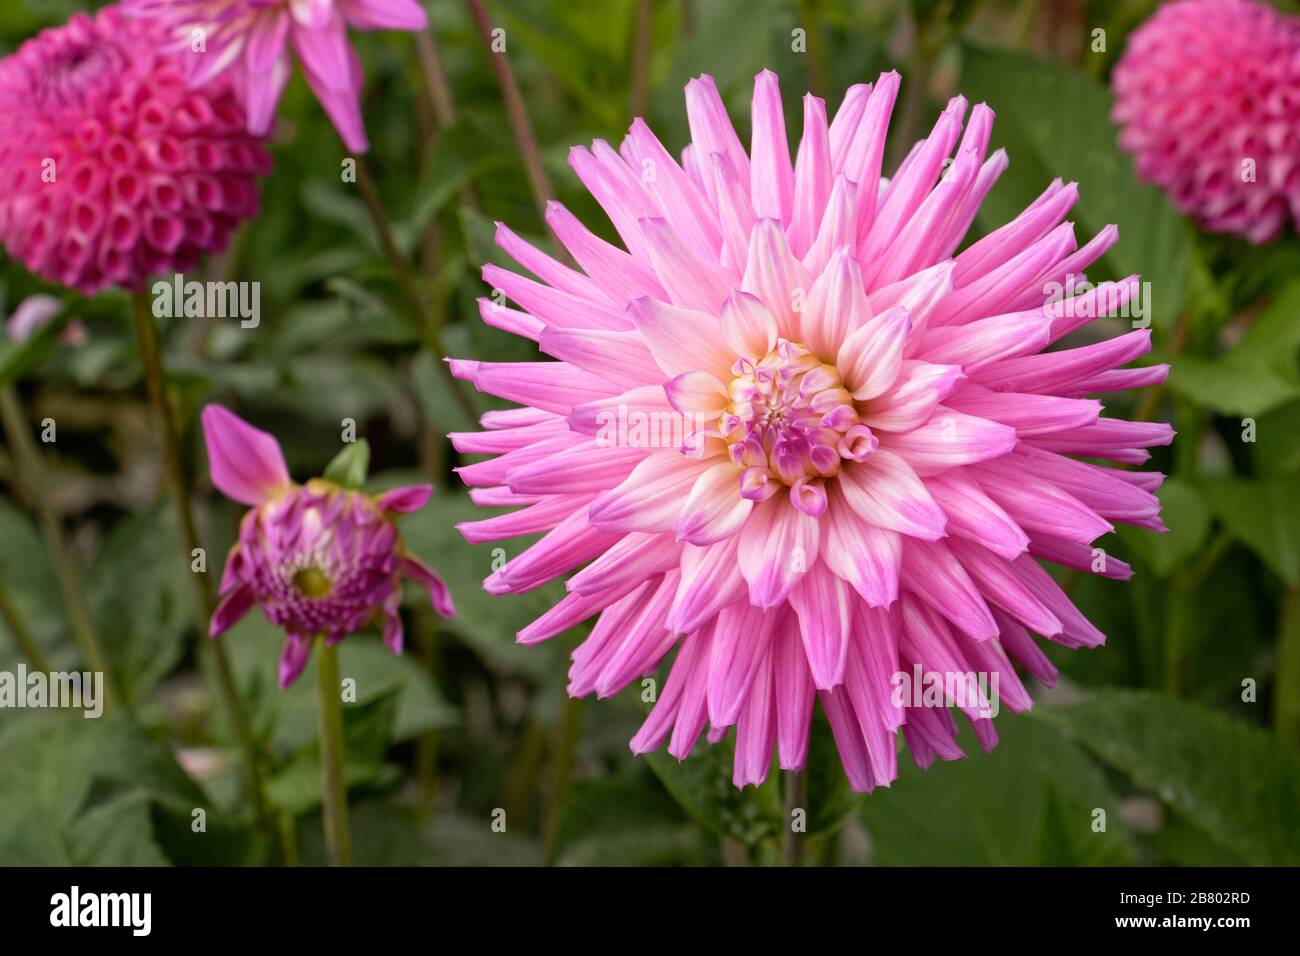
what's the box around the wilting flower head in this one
[0,5,270,296]
[452,70,1171,791]
[122,0,428,153]
[1112,0,1300,243]
[202,405,455,688]
[5,295,87,346]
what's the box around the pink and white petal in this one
[925,471,1029,561]
[773,616,815,769]
[737,495,820,608]
[720,291,778,361]
[589,452,713,533]
[749,70,794,223]
[789,93,831,257]
[400,556,456,617]
[858,361,964,433]
[802,247,871,363]
[293,18,368,152]
[279,633,315,689]
[742,219,812,340]
[837,306,910,400]
[900,539,999,642]
[375,484,432,514]
[339,0,428,30]
[788,562,852,689]
[880,407,1018,475]
[707,603,780,729]
[822,487,902,606]
[732,643,777,788]
[639,217,731,313]
[628,296,733,379]
[673,462,752,545]
[667,537,747,635]
[201,405,292,507]
[836,450,947,541]
[209,582,255,638]
[665,370,729,418]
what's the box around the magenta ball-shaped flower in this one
[202,406,455,689]
[0,5,271,295]
[1112,0,1300,243]
[451,71,1171,791]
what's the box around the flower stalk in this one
[0,386,112,701]
[352,155,478,425]
[0,577,50,673]
[316,639,353,866]
[129,294,270,835]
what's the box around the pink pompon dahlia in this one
[1112,0,1300,243]
[0,5,270,296]
[450,70,1172,792]
[202,405,455,688]
[122,0,428,154]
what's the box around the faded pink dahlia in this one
[123,0,428,153]
[202,405,455,688]
[0,6,270,296]
[1113,0,1300,243]
[452,70,1171,791]
[5,295,87,346]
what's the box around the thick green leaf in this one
[859,713,1136,865]
[643,741,783,848]
[1198,476,1300,585]
[0,712,210,865]
[1116,478,1210,576]
[554,775,711,865]
[1164,278,1300,416]
[395,492,560,678]
[1031,689,1300,865]
[1163,354,1300,418]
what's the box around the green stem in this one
[352,155,479,425]
[782,769,806,866]
[415,28,456,128]
[129,294,270,837]
[0,577,51,672]
[316,640,353,866]
[541,693,584,865]
[0,386,112,699]
[1275,587,1300,752]
[629,0,653,118]
[463,0,570,259]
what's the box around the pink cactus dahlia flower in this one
[0,5,270,296]
[451,70,1171,791]
[122,0,428,153]
[202,405,455,688]
[1112,0,1300,243]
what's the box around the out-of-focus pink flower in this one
[5,295,87,346]
[122,0,428,153]
[451,71,1171,791]
[1113,0,1300,243]
[202,405,455,688]
[0,6,270,296]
